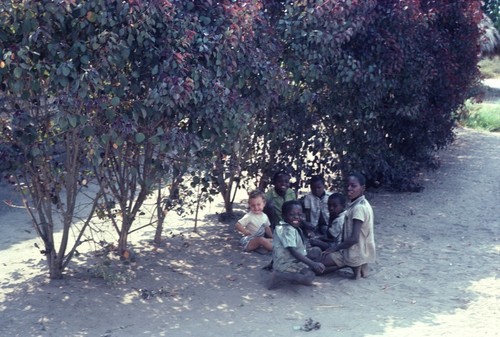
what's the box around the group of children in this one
[234,171,376,289]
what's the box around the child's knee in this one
[307,247,322,261]
[300,268,316,284]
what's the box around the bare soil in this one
[0,127,499,337]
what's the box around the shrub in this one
[270,0,482,190]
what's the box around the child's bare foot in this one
[267,273,280,290]
[351,266,362,279]
[360,264,369,278]
[294,269,315,286]
[267,270,314,289]
[267,271,286,290]
[351,264,369,279]
[262,260,273,271]
[294,274,314,286]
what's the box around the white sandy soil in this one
[0,127,499,337]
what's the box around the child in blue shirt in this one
[303,175,330,234]
[264,171,296,229]
[309,193,347,251]
[268,200,325,289]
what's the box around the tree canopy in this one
[0,0,482,278]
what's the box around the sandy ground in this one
[0,127,499,337]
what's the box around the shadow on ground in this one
[0,129,499,336]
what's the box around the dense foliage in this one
[0,0,482,277]
[483,0,500,30]
[268,0,482,189]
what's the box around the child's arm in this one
[328,219,362,252]
[303,195,312,222]
[264,201,277,228]
[264,225,273,239]
[288,247,325,274]
[304,208,312,223]
[235,222,251,236]
[300,219,316,237]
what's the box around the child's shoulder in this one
[275,221,293,230]
[275,221,298,234]
[285,188,296,198]
[243,211,268,219]
[358,196,372,208]
[238,212,270,226]
[238,211,256,221]
[304,191,331,198]
[265,189,279,199]
[303,191,316,200]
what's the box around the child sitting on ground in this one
[321,173,376,279]
[235,190,273,253]
[264,171,297,229]
[303,175,330,235]
[309,193,347,251]
[268,200,325,289]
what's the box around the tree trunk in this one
[154,215,165,244]
[154,187,165,244]
[223,189,233,214]
[47,250,63,279]
[117,220,130,255]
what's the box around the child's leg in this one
[307,246,322,262]
[245,237,272,252]
[351,264,369,279]
[262,259,273,271]
[257,237,273,251]
[268,270,294,290]
[296,268,315,285]
[360,263,369,278]
[321,251,344,274]
[268,268,315,289]
[268,271,288,289]
[309,238,330,251]
[351,266,362,279]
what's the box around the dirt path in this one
[483,78,500,89]
[0,127,499,337]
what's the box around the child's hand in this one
[312,262,325,274]
[321,248,334,259]
[319,225,328,236]
[323,244,338,255]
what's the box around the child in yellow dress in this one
[321,173,375,279]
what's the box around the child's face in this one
[347,176,365,201]
[283,204,303,227]
[310,181,325,198]
[274,174,291,195]
[328,198,344,217]
[248,196,265,215]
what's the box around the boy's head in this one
[347,172,366,201]
[282,200,303,227]
[248,189,266,215]
[272,171,291,196]
[328,193,346,218]
[309,175,326,198]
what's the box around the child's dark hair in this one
[348,172,366,186]
[273,170,291,183]
[282,200,302,216]
[309,175,325,186]
[328,192,346,207]
[248,189,266,201]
